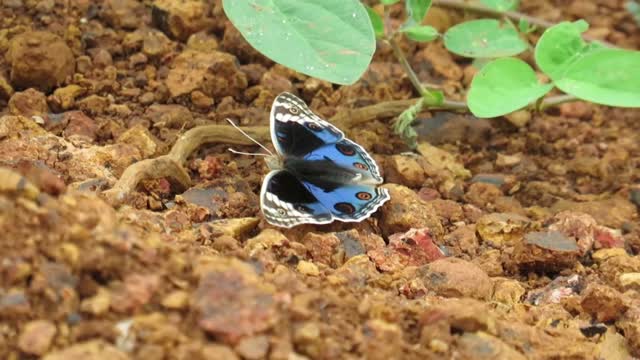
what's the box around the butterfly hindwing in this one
[270,92,343,156]
[303,139,384,184]
[260,170,333,228]
[301,181,390,222]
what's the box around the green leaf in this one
[518,19,536,33]
[222,0,375,85]
[401,25,439,42]
[443,19,528,58]
[366,6,385,39]
[467,57,553,118]
[555,49,640,107]
[480,0,520,11]
[406,0,432,23]
[534,20,595,80]
[381,0,401,4]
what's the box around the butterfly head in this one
[264,154,284,171]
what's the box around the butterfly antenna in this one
[226,118,274,156]
[227,148,270,157]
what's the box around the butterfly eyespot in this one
[277,209,286,216]
[334,202,356,214]
[353,162,368,170]
[289,107,300,115]
[356,192,372,200]
[335,143,356,156]
[306,122,322,131]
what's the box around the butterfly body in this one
[260,93,390,228]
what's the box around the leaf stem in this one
[387,36,429,98]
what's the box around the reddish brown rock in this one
[152,0,214,41]
[194,258,279,343]
[378,184,444,238]
[419,257,493,300]
[580,283,628,322]
[8,88,49,117]
[100,0,145,29]
[512,231,581,272]
[18,320,57,356]
[62,111,98,141]
[7,31,75,92]
[144,103,193,129]
[111,273,161,313]
[547,211,596,255]
[166,50,247,98]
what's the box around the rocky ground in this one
[1,0,640,359]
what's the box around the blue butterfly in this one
[259,92,390,228]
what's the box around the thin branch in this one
[539,94,579,110]
[433,0,617,47]
[387,36,428,97]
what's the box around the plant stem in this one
[387,37,428,97]
[539,94,578,110]
[433,0,616,47]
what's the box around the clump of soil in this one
[1,0,639,359]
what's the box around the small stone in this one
[492,278,525,306]
[194,258,278,343]
[100,0,145,29]
[296,260,320,276]
[202,344,240,360]
[8,88,49,117]
[42,340,128,360]
[525,275,583,306]
[80,288,111,315]
[547,211,597,255]
[580,283,628,322]
[457,331,527,360]
[358,320,403,360]
[378,184,444,238]
[92,49,113,68]
[161,290,190,309]
[117,125,159,158]
[7,31,75,91]
[592,248,628,263]
[594,226,625,249]
[465,182,503,209]
[139,92,156,104]
[512,231,580,271]
[152,0,214,41]
[385,154,426,188]
[476,213,531,248]
[145,103,193,128]
[76,95,110,115]
[111,273,160,313]
[504,110,531,128]
[496,153,522,167]
[166,50,247,98]
[420,257,493,300]
[62,111,98,141]
[187,31,219,52]
[51,85,86,110]
[18,320,57,356]
[416,142,471,180]
[191,90,214,109]
[559,101,594,120]
[619,273,640,291]
[370,228,444,273]
[234,335,270,360]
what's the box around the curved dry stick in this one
[102,125,270,205]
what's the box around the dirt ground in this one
[1,0,640,359]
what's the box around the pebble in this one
[580,283,628,322]
[42,340,128,360]
[51,85,86,111]
[420,257,493,300]
[618,273,640,291]
[7,31,75,91]
[378,184,444,237]
[8,88,49,117]
[18,320,57,356]
[513,231,580,271]
[0,74,15,100]
[476,212,531,248]
[297,260,320,276]
[234,335,270,360]
[161,290,190,309]
[152,0,213,41]
[166,50,248,98]
[547,211,597,255]
[492,278,525,306]
[457,331,527,360]
[551,197,637,228]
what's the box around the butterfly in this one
[252,92,390,228]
